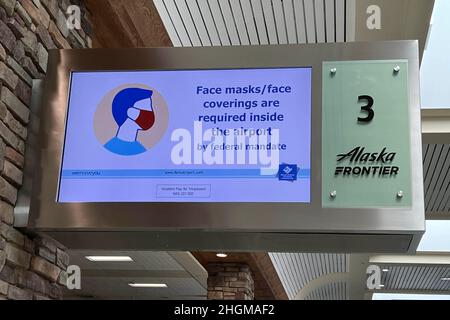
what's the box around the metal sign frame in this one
[23,41,424,253]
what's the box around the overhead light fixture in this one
[382,268,390,272]
[216,253,228,258]
[441,277,450,281]
[85,256,133,262]
[129,283,167,288]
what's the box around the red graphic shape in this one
[136,110,155,130]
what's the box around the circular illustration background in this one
[94,84,169,154]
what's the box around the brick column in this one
[0,0,93,300]
[206,263,255,300]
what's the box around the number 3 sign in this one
[322,60,412,208]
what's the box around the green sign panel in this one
[322,60,412,208]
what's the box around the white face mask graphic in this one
[116,97,156,142]
[133,97,153,112]
[127,107,141,121]
[127,107,155,130]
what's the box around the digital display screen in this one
[58,68,311,203]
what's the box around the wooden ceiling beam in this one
[84,0,172,48]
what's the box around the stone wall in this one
[0,0,92,300]
[206,263,255,300]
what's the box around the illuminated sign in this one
[59,68,312,203]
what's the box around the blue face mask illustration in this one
[104,88,155,156]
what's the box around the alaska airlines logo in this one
[94,84,169,156]
[335,146,399,177]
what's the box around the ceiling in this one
[269,253,349,299]
[303,282,348,300]
[65,250,288,300]
[67,277,205,300]
[65,250,207,300]
[152,0,433,56]
[422,109,450,220]
[369,254,450,296]
[153,0,355,46]
[69,251,186,271]
[354,0,434,58]
[423,144,450,219]
[379,265,450,292]
[85,0,434,51]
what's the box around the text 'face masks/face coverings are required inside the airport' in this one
[59,68,311,203]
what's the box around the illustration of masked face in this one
[105,87,157,155]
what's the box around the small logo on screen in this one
[94,84,169,156]
[278,164,298,181]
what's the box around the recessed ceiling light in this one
[85,256,133,262]
[129,283,167,288]
[382,268,390,272]
[216,253,228,258]
[441,277,450,281]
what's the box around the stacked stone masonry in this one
[206,263,255,300]
[0,0,93,300]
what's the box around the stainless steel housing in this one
[24,41,425,253]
